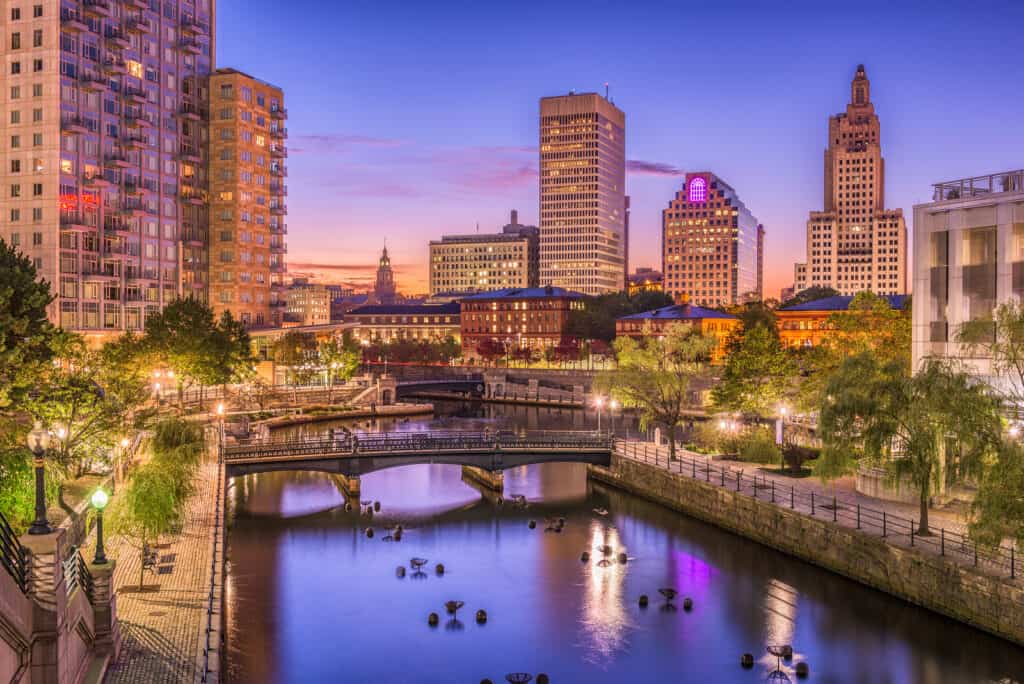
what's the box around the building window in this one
[688,177,707,203]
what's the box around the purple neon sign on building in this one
[688,176,707,203]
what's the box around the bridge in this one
[221,430,612,493]
[394,375,485,400]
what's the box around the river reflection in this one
[225,404,1024,683]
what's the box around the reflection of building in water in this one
[503,463,588,502]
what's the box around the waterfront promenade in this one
[86,461,223,684]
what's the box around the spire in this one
[851,64,870,106]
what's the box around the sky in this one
[216,0,1024,298]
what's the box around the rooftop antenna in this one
[605,82,609,99]
[476,221,479,234]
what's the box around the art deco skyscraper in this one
[793,65,907,296]
[208,68,287,328]
[0,0,215,339]
[539,92,626,295]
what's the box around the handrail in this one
[614,439,1021,582]
[0,511,28,593]
[64,547,95,603]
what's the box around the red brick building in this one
[460,286,585,359]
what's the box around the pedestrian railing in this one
[0,511,28,593]
[201,459,225,684]
[63,548,94,604]
[614,439,1020,581]
[223,430,613,462]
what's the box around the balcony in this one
[82,0,112,18]
[180,17,206,35]
[79,72,108,92]
[104,218,132,236]
[122,182,144,196]
[61,115,89,135]
[180,188,206,205]
[181,229,205,247]
[125,0,149,10]
[178,102,202,121]
[105,151,130,168]
[124,16,147,34]
[270,242,286,254]
[270,165,287,178]
[270,107,288,120]
[270,144,287,158]
[124,114,152,129]
[60,214,93,231]
[102,57,127,75]
[269,183,288,196]
[122,132,147,149]
[270,204,287,216]
[118,199,146,217]
[84,173,113,189]
[179,37,202,55]
[269,223,287,234]
[61,11,89,32]
[178,144,201,163]
[123,87,147,105]
[104,27,130,49]
[270,127,288,139]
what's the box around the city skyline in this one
[217,0,1023,298]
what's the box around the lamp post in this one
[610,399,620,435]
[26,421,52,535]
[776,405,788,446]
[91,489,109,564]
[593,395,605,433]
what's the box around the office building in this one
[208,68,287,327]
[662,173,763,307]
[0,0,214,337]
[539,92,626,295]
[627,267,662,296]
[792,65,906,296]
[428,209,539,295]
[912,170,1024,393]
[460,286,585,358]
[284,281,330,327]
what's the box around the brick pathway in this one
[614,439,1023,584]
[83,460,221,684]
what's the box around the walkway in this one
[85,460,222,684]
[614,439,1022,584]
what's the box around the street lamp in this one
[26,421,52,535]
[90,488,109,564]
[610,399,620,434]
[593,395,606,432]
[776,404,789,446]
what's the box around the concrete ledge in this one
[589,456,1024,647]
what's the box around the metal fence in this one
[0,511,28,593]
[614,440,1020,581]
[200,459,225,684]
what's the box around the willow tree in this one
[819,353,1002,535]
[602,322,715,460]
[958,300,1024,406]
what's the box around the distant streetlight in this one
[776,405,789,446]
[610,399,620,434]
[90,488,109,565]
[593,395,606,432]
[26,421,52,535]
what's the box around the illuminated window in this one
[126,60,143,78]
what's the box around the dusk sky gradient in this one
[217,0,1024,298]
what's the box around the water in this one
[225,401,1024,683]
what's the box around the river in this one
[224,401,1024,683]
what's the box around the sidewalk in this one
[86,460,222,684]
[614,439,1022,583]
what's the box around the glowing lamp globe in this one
[91,488,109,511]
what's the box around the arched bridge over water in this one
[221,430,612,479]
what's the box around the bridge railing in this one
[0,510,28,593]
[222,430,612,461]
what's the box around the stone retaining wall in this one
[589,455,1024,646]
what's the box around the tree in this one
[818,354,1002,535]
[728,300,779,340]
[0,238,56,409]
[958,300,1024,406]
[318,335,360,402]
[207,310,256,394]
[271,331,318,401]
[474,337,505,366]
[971,440,1024,549]
[96,332,157,435]
[567,290,673,343]
[436,336,461,364]
[143,297,221,407]
[602,322,715,460]
[712,324,797,417]
[785,286,840,307]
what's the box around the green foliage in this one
[0,238,56,409]
[272,331,319,384]
[0,422,62,534]
[602,322,714,459]
[785,286,840,306]
[567,290,674,342]
[363,336,461,365]
[971,440,1024,548]
[713,324,797,417]
[728,301,779,340]
[957,300,1024,406]
[819,354,1002,534]
[143,297,219,392]
[319,335,361,400]
[735,427,782,464]
[209,310,256,388]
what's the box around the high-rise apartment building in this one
[662,173,763,307]
[1,0,214,338]
[208,68,287,328]
[539,92,626,295]
[428,209,539,295]
[793,65,907,296]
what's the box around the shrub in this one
[736,427,782,464]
